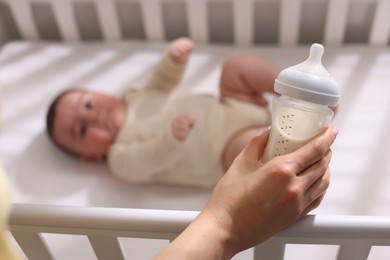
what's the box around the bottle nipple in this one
[274,43,340,106]
[293,43,329,77]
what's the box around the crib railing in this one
[0,0,389,46]
[9,204,390,260]
[10,204,197,260]
[2,0,390,259]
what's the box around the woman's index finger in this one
[291,127,338,172]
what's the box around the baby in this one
[46,38,280,187]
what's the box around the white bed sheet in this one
[1,41,390,259]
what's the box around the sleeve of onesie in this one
[143,50,185,92]
[107,125,184,183]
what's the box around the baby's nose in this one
[88,109,107,127]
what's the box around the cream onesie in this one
[107,53,270,187]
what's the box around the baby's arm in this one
[143,38,193,92]
[171,115,196,141]
[107,116,194,183]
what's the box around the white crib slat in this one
[51,0,80,41]
[11,231,52,260]
[279,0,302,46]
[88,236,124,260]
[369,0,390,46]
[324,0,350,45]
[95,0,121,41]
[140,0,164,41]
[253,238,285,260]
[187,0,208,44]
[233,0,253,46]
[7,0,39,40]
[336,244,371,260]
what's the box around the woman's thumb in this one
[239,127,270,162]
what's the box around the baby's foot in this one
[168,38,194,64]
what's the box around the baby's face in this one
[52,91,125,161]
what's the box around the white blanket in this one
[0,42,390,259]
[1,41,390,217]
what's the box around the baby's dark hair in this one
[46,89,80,157]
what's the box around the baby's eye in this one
[80,124,87,137]
[85,99,93,110]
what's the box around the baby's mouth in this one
[106,110,121,135]
[100,105,124,136]
[112,107,125,133]
[97,109,113,133]
[104,111,115,132]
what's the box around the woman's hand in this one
[202,127,337,256]
[155,127,337,260]
[171,115,196,141]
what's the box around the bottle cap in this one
[274,43,340,106]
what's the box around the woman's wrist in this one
[193,210,237,259]
[154,210,236,260]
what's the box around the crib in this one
[0,0,389,259]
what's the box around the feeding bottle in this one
[262,43,340,163]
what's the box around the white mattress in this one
[1,41,390,259]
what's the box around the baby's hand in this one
[171,115,196,141]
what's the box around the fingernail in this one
[261,126,271,134]
[331,126,339,137]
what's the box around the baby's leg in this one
[144,38,194,91]
[219,55,281,107]
[223,126,267,170]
